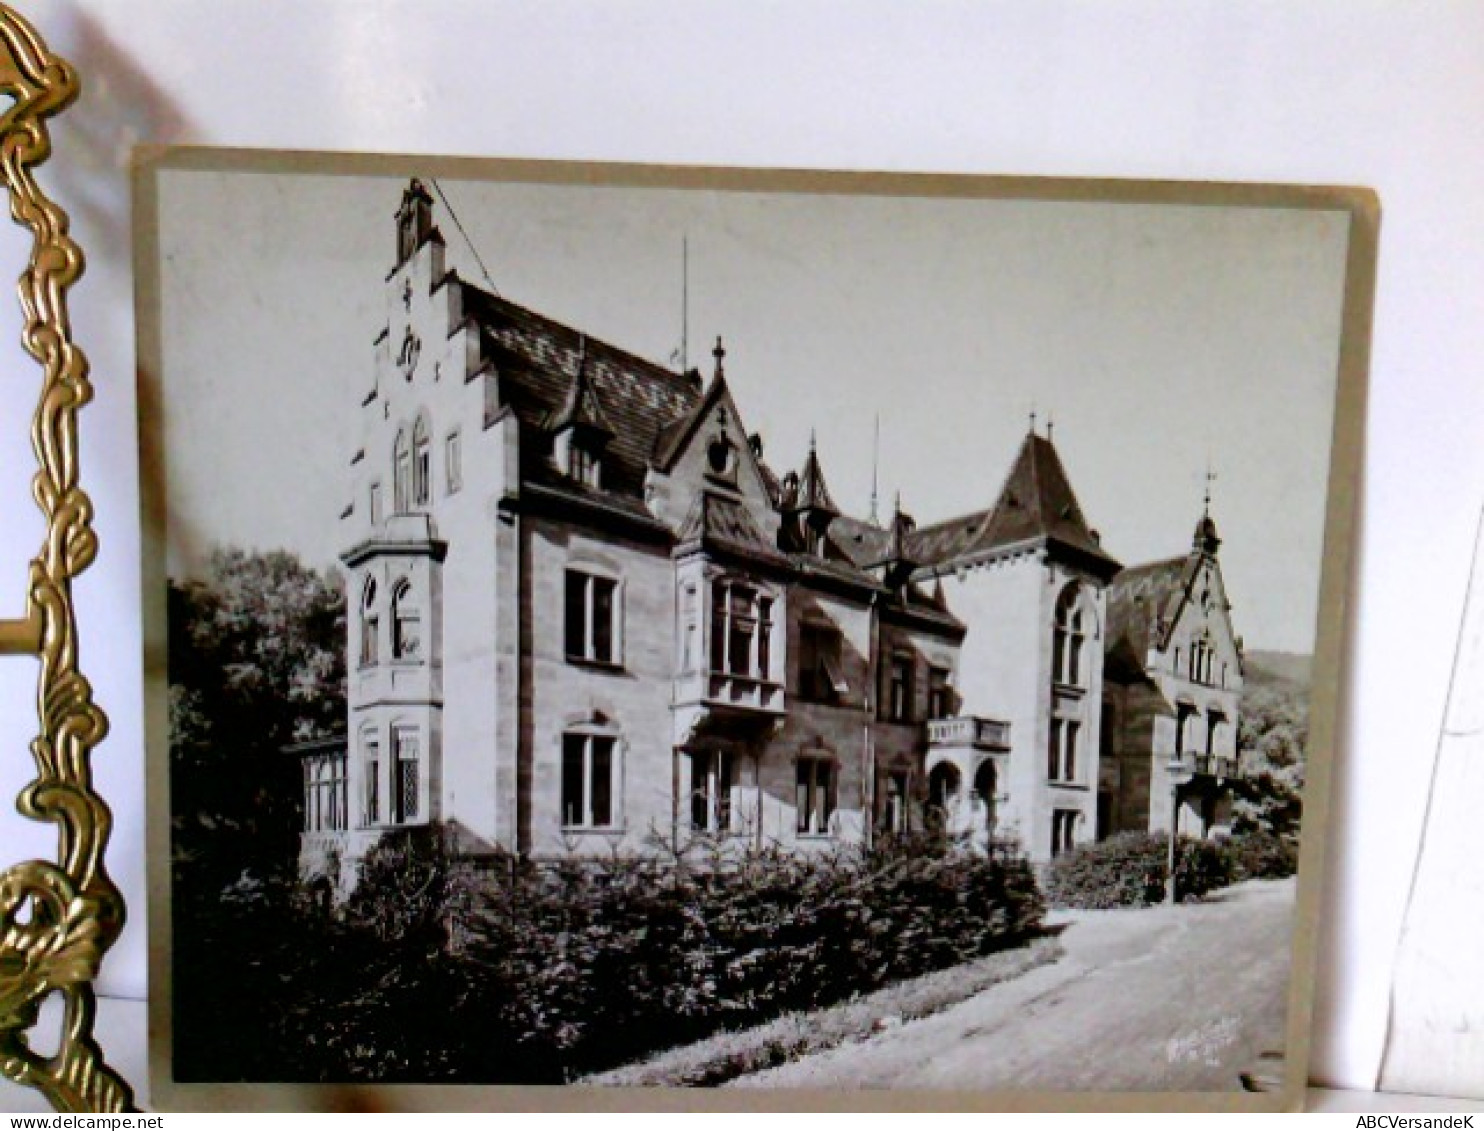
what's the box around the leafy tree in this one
[1233,654,1309,839]
[168,546,346,897]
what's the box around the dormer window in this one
[552,337,613,489]
[565,441,601,489]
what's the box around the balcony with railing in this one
[674,667,786,715]
[1172,753,1244,781]
[925,715,1012,751]
[674,576,786,718]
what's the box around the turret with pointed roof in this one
[781,430,841,555]
[908,428,1120,581]
[871,492,921,590]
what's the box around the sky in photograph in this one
[153,166,1349,654]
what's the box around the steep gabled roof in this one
[1105,553,1199,662]
[462,283,699,499]
[652,369,733,472]
[907,433,1119,577]
[793,439,839,516]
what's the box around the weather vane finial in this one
[712,334,726,379]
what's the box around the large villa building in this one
[298,180,1246,889]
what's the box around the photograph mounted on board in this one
[135,151,1370,1110]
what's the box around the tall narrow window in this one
[886,653,914,722]
[391,580,421,660]
[332,754,347,831]
[1053,586,1085,687]
[1048,719,1081,783]
[360,578,379,668]
[568,444,599,488]
[680,584,698,672]
[412,417,431,507]
[392,726,419,823]
[689,749,735,833]
[565,570,619,665]
[393,429,411,513]
[928,667,953,719]
[561,732,618,828]
[796,757,836,835]
[369,481,383,526]
[303,761,316,832]
[363,732,381,826]
[1175,703,1194,758]
[1051,809,1078,857]
[882,769,910,835]
[799,621,847,702]
[756,598,773,681]
[445,429,462,494]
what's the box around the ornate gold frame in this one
[0,5,135,1114]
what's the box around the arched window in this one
[1053,585,1085,687]
[412,416,431,507]
[391,579,421,660]
[360,577,379,668]
[393,429,411,513]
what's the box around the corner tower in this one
[911,424,1120,862]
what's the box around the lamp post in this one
[1165,755,1194,905]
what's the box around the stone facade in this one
[1103,516,1245,842]
[299,181,1245,888]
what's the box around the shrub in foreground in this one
[1227,828,1299,881]
[452,833,1046,1079]
[179,828,1048,1084]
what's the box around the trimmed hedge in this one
[1045,831,1235,909]
[1045,829,1297,910]
[174,829,1046,1084]
[1227,828,1300,881]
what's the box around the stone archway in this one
[927,761,961,834]
[972,758,997,850]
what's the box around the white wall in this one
[2,0,1480,1093]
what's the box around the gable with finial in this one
[646,336,779,539]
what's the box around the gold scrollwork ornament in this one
[0,3,136,1115]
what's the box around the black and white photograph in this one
[139,154,1362,1106]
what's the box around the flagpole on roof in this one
[870,413,880,525]
[429,177,499,296]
